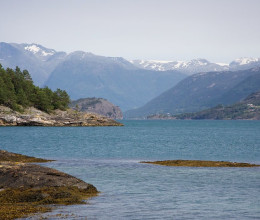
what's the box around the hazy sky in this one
[0,0,260,62]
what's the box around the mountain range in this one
[1,42,260,112]
[125,67,260,118]
[0,43,186,110]
[130,57,260,74]
[44,51,186,110]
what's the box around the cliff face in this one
[0,105,123,126]
[70,98,123,119]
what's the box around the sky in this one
[0,0,260,63]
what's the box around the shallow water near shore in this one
[1,120,260,219]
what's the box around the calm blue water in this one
[1,120,260,219]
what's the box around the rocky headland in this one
[0,105,123,126]
[70,97,123,119]
[0,150,98,219]
[141,160,260,167]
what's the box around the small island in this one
[141,160,260,167]
[0,150,99,219]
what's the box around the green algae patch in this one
[0,186,99,219]
[0,150,53,163]
[141,160,260,167]
[0,203,50,220]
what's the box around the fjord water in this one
[1,120,260,219]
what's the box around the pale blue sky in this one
[0,0,260,62]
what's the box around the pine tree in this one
[0,65,71,112]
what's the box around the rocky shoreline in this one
[0,150,98,219]
[0,105,123,127]
[141,160,260,167]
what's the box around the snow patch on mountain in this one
[130,58,224,74]
[24,44,55,56]
[149,60,173,64]
[233,57,259,65]
[130,57,260,75]
[216,63,229,67]
[24,45,40,54]
[207,83,216,88]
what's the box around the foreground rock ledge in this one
[0,150,98,219]
[141,160,260,167]
[0,105,123,126]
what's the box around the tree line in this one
[0,64,70,112]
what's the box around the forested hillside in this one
[125,67,260,118]
[0,64,70,112]
[173,91,260,120]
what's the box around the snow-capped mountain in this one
[24,44,56,58]
[1,42,260,111]
[0,42,186,110]
[130,59,214,70]
[231,57,259,65]
[16,43,66,62]
[0,42,66,85]
[45,50,186,111]
[229,57,260,71]
[130,58,260,75]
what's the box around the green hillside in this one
[171,91,260,120]
[125,68,260,118]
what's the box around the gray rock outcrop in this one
[70,98,123,119]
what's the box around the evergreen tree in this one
[0,65,71,112]
[53,88,70,110]
[0,76,7,104]
[35,90,52,112]
[16,88,29,106]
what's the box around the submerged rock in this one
[0,150,53,163]
[141,160,260,167]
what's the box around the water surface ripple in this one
[1,120,259,219]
